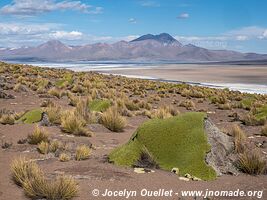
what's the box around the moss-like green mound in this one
[18,109,42,124]
[254,104,267,122]
[89,99,111,112]
[109,112,216,180]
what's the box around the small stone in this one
[192,176,202,181]
[171,167,179,175]
[184,173,193,179]
[179,177,190,181]
[134,168,146,174]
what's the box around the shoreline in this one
[100,72,267,94]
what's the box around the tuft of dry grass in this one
[48,87,63,98]
[151,107,172,119]
[75,145,91,161]
[232,124,246,154]
[0,114,15,125]
[237,150,266,175]
[11,157,78,199]
[75,97,92,123]
[11,157,43,186]
[100,106,126,132]
[45,105,61,125]
[49,140,62,153]
[61,110,92,137]
[179,100,196,110]
[59,153,71,162]
[28,126,49,145]
[37,141,50,154]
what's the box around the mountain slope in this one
[1,33,267,62]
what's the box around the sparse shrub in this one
[151,107,172,119]
[75,97,91,122]
[40,99,55,107]
[75,145,91,161]
[237,150,266,175]
[232,125,246,153]
[37,141,50,154]
[45,105,61,125]
[61,110,92,137]
[11,158,78,199]
[48,87,63,98]
[100,106,126,132]
[0,114,15,125]
[11,157,43,186]
[242,113,265,126]
[218,103,232,110]
[28,126,49,145]
[179,100,196,110]
[49,140,62,153]
[59,153,71,162]
[125,100,139,111]
[210,95,227,104]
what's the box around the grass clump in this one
[75,145,91,161]
[232,125,246,153]
[179,100,196,110]
[89,99,111,112]
[100,106,127,132]
[59,153,71,162]
[28,126,49,145]
[11,157,78,199]
[0,114,16,125]
[109,112,216,180]
[48,87,63,98]
[37,141,50,154]
[45,105,61,125]
[236,150,266,175]
[49,140,62,153]
[18,109,42,124]
[61,110,92,137]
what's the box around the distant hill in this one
[1,33,267,62]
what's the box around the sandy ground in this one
[99,64,267,85]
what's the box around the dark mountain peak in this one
[131,33,178,44]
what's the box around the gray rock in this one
[39,112,51,126]
[204,118,238,176]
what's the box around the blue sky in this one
[0,0,267,53]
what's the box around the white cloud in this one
[139,1,160,7]
[236,35,248,41]
[0,0,103,16]
[129,18,137,24]
[0,22,58,35]
[124,35,139,41]
[50,31,83,40]
[177,13,189,19]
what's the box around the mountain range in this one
[1,33,267,62]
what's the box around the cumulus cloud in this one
[177,13,189,19]
[49,31,83,40]
[0,0,103,16]
[129,18,137,24]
